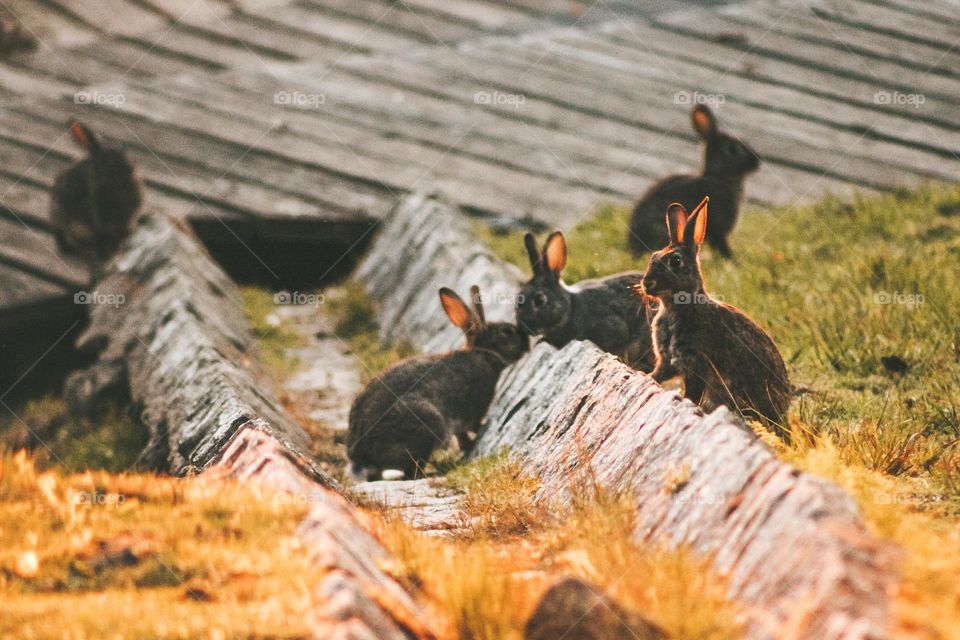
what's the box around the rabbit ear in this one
[524,233,542,273]
[68,119,100,153]
[439,287,475,332]
[691,105,717,139]
[543,231,567,274]
[470,285,486,326]
[666,203,688,245]
[683,196,709,247]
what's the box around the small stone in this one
[524,577,666,640]
[13,550,39,578]
[381,469,405,481]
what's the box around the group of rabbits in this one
[47,111,790,484]
[349,105,791,480]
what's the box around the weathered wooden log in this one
[475,341,896,640]
[69,213,315,474]
[356,192,523,353]
[208,425,438,640]
[352,479,466,535]
[72,212,438,639]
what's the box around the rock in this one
[525,577,665,640]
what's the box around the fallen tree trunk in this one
[69,213,315,474]
[356,192,523,353]
[71,212,439,639]
[208,426,439,639]
[475,341,896,640]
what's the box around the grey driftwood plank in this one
[67,210,439,639]
[57,206,438,637]
[352,478,466,535]
[474,341,896,640]
[356,192,524,353]
[69,213,314,472]
[207,426,440,640]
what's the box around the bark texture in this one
[356,192,523,353]
[70,213,315,473]
[72,213,438,639]
[475,341,896,640]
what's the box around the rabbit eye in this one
[668,254,683,269]
[502,326,516,336]
[533,293,547,308]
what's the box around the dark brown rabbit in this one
[641,197,791,433]
[348,286,529,480]
[516,231,657,372]
[50,120,144,265]
[629,105,759,258]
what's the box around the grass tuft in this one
[1,396,148,473]
[240,287,303,377]
[444,449,546,537]
[376,454,741,640]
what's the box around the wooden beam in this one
[474,341,897,640]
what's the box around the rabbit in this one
[640,197,791,434]
[50,120,144,267]
[347,285,529,480]
[629,105,760,258]
[516,231,657,372]
[0,17,37,55]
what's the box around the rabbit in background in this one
[640,197,791,435]
[629,105,759,258]
[516,231,657,372]
[50,119,144,269]
[348,285,529,480]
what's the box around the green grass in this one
[239,287,304,376]
[326,284,416,382]
[479,184,960,512]
[0,396,148,473]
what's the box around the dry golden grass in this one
[0,449,321,640]
[374,452,742,640]
[443,449,546,537]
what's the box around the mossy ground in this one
[325,284,416,382]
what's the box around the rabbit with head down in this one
[50,120,144,266]
[641,197,791,435]
[516,231,656,372]
[348,285,529,480]
[629,105,759,258]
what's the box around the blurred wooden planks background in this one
[0,0,957,385]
